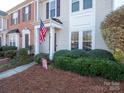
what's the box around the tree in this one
[101,6,124,52]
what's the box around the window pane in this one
[51,0,55,9]
[71,32,79,50]
[83,0,92,9]
[83,31,92,51]
[50,9,55,18]
[72,1,79,12]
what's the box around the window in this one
[0,19,2,29]
[9,35,16,46]
[46,0,60,18]
[72,0,79,12]
[83,0,92,9]
[12,12,18,25]
[50,0,56,18]
[23,5,31,22]
[83,31,92,51]
[71,32,79,50]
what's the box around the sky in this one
[0,0,25,12]
[114,0,124,9]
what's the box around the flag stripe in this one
[39,20,48,43]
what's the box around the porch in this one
[34,18,62,60]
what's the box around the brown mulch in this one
[0,65,124,93]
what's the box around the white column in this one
[79,31,82,49]
[34,26,40,55]
[49,27,55,60]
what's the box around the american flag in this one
[39,20,48,43]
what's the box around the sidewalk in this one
[0,62,35,80]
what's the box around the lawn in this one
[0,65,124,93]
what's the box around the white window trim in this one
[72,0,80,13]
[71,0,93,14]
[70,30,93,50]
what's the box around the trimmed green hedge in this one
[88,49,115,61]
[4,50,17,59]
[11,48,32,66]
[2,46,17,51]
[53,50,70,61]
[54,56,124,81]
[34,53,49,64]
[0,51,4,57]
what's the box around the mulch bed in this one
[0,65,124,93]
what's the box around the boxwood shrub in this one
[4,50,17,59]
[53,50,70,62]
[88,49,115,61]
[0,51,4,57]
[53,56,124,81]
[67,49,88,58]
[2,46,17,51]
[34,53,49,64]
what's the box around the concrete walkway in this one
[0,62,35,80]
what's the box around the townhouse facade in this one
[7,0,35,50]
[34,0,114,59]
[0,0,124,59]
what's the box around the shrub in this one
[34,53,49,64]
[16,48,28,62]
[53,56,124,81]
[113,48,124,63]
[2,46,17,51]
[4,50,16,59]
[88,49,115,61]
[0,51,4,57]
[67,49,88,58]
[53,50,70,62]
[101,6,124,52]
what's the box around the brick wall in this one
[7,2,35,49]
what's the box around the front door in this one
[25,34,29,48]
[0,37,2,47]
[54,33,57,52]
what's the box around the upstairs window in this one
[50,0,56,18]
[46,0,60,19]
[12,12,18,25]
[72,0,79,12]
[83,0,92,9]
[23,4,31,22]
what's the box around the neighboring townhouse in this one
[34,0,114,59]
[7,0,35,50]
[0,10,7,46]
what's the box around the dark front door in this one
[25,34,29,48]
[54,33,57,52]
[0,37,1,47]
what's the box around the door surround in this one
[22,28,30,48]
